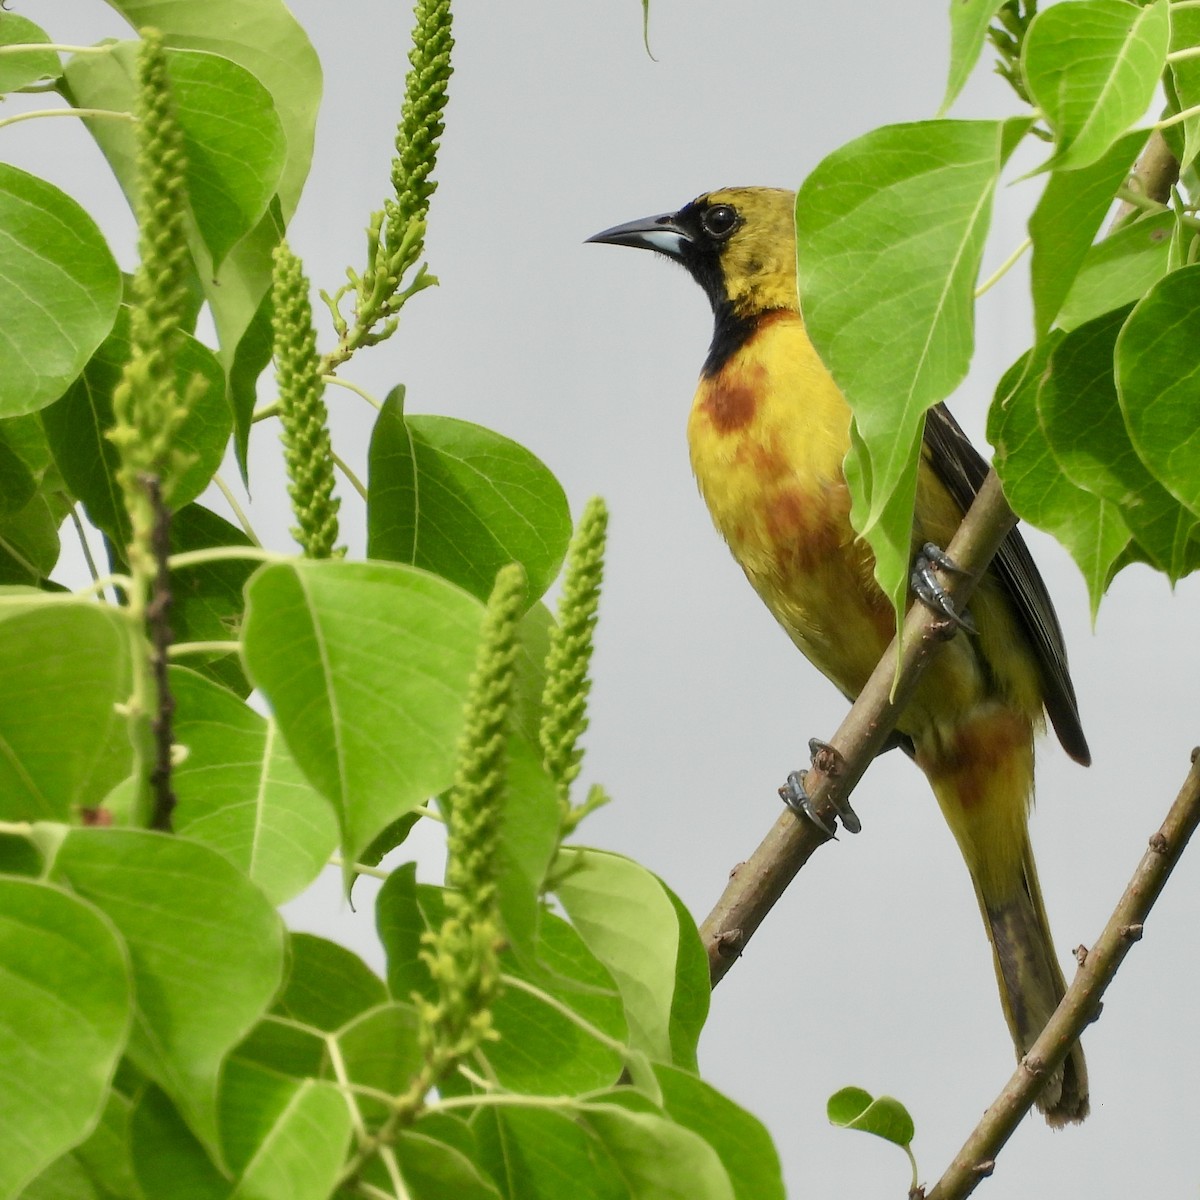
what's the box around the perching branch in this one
[925,748,1200,1200]
[700,470,1017,985]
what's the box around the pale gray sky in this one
[13,2,1200,1195]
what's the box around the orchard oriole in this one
[590,186,1089,1125]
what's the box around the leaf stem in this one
[0,42,108,56]
[69,507,103,587]
[166,640,242,658]
[167,546,289,571]
[324,374,383,411]
[331,450,368,501]
[974,237,1031,298]
[211,472,263,546]
[1154,102,1200,130]
[0,106,133,132]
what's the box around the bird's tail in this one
[977,844,1089,1126]
[921,716,1089,1126]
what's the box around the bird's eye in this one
[700,204,738,240]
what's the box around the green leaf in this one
[553,848,689,1064]
[394,1131,502,1200]
[1169,6,1200,171]
[0,14,59,91]
[0,165,121,417]
[484,975,624,1096]
[65,41,285,272]
[495,737,560,963]
[171,667,339,905]
[41,306,232,539]
[0,426,37,516]
[652,1075,782,1200]
[471,1106,626,1200]
[0,879,131,1200]
[272,933,387,1033]
[795,118,1028,612]
[64,43,290,389]
[1022,0,1170,171]
[69,1089,138,1200]
[242,560,484,867]
[0,604,131,821]
[54,829,286,1157]
[1056,210,1174,330]
[659,883,709,1072]
[166,505,256,695]
[220,1062,352,1200]
[1029,131,1147,337]
[17,1154,100,1200]
[654,1065,784,1200]
[0,495,60,585]
[377,863,433,1001]
[827,1085,915,1147]
[128,1087,229,1200]
[333,1002,424,1119]
[1116,263,1200,523]
[941,0,1008,114]
[578,1104,736,1200]
[1038,306,1200,579]
[368,394,573,608]
[104,0,319,222]
[989,341,1131,612]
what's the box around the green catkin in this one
[107,28,194,579]
[540,498,609,814]
[389,563,522,1131]
[322,0,453,369]
[271,243,342,559]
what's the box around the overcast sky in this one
[14,2,1200,1195]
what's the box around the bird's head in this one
[588,186,800,323]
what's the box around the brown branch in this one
[144,473,177,832]
[1108,129,1180,232]
[701,470,1017,984]
[925,749,1200,1200]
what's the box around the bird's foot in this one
[911,541,977,635]
[779,738,861,835]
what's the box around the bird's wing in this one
[922,403,1091,765]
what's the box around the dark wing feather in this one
[922,403,1091,766]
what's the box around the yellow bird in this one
[589,186,1090,1125]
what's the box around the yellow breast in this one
[686,312,894,695]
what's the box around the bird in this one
[588,186,1090,1125]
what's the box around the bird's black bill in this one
[586,211,691,260]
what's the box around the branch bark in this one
[925,748,1200,1200]
[701,470,1017,984]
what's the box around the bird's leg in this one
[779,738,862,835]
[911,541,977,635]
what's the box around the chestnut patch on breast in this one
[919,710,1032,810]
[699,365,763,433]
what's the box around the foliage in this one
[0,3,783,1198]
[795,0,1200,622]
[4,0,1198,1196]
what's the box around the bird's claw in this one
[912,541,977,635]
[779,739,861,835]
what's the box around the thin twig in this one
[700,471,1017,984]
[925,749,1200,1200]
[143,475,177,832]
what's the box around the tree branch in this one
[1108,129,1179,232]
[701,470,1017,984]
[925,748,1200,1200]
[144,474,177,832]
